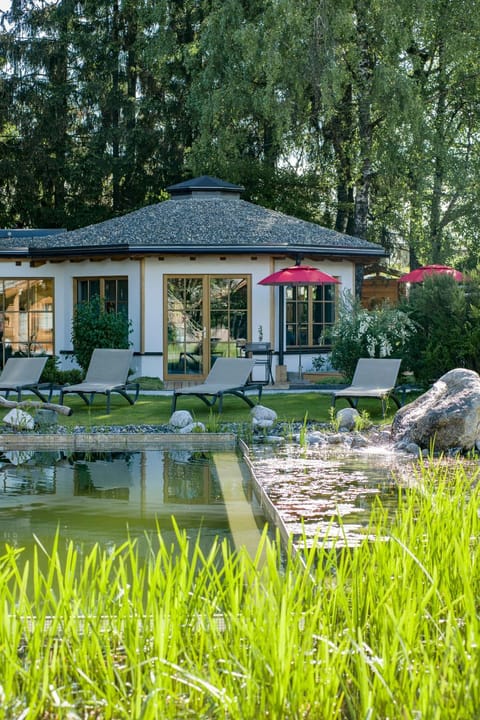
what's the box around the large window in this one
[75,277,128,316]
[0,278,54,366]
[165,275,249,377]
[286,284,337,348]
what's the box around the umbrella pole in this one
[296,292,302,380]
[278,286,285,366]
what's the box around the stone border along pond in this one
[0,415,427,460]
[0,429,237,452]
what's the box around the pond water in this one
[250,441,414,547]
[0,447,268,563]
[0,439,416,563]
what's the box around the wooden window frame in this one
[74,276,128,315]
[285,281,338,350]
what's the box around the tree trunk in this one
[111,0,121,213]
[353,3,374,241]
[429,38,447,263]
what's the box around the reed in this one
[0,462,479,718]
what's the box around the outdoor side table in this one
[244,342,274,385]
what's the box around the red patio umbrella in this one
[258,264,340,287]
[259,265,340,380]
[398,264,464,283]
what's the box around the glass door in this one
[165,275,249,380]
[209,277,248,362]
[166,277,206,377]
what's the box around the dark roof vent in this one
[167,175,244,199]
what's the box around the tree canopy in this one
[1,0,480,267]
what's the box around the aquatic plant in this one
[299,412,309,449]
[280,419,297,442]
[0,462,479,718]
[329,405,341,431]
[354,409,372,432]
[204,409,221,433]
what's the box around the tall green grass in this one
[1,461,479,718]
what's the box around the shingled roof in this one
[0,176,386,261]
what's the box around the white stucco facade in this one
[0,253,355,381]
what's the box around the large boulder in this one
[392,368,480,452]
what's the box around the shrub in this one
[71,296,132,372]
[329,291,415,380]
[463,272,480,374]
[40,355,84,385]
[399,274,473,384]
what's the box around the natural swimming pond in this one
[0,435,415,562]
[0,446,269,563]
[251,440,414,547]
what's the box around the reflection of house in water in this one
[71,452,134,500]
[0,451,56,494]
[0,449,267,564]
[164,452,223,505]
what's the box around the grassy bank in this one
[44,390,399,429]
[1,461,479,718]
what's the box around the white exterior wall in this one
[0,254,356,380]
[0,258,142,374]
[142,255,356,380]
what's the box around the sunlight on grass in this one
[1,462,479,717]
[52,391,397,429]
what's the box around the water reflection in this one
[1,451,58,495]
[0,449,267,560]
[251,442,413,547]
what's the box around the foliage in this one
[40,356,84,386]
[311,355,327,372]
[400,273,480,384]
[0,0,203,227]
[328,406,341,432]
[204,409,221,433]
[329,291,415,380]
[354,409,372,432]
[1,0,480,264]
[299,411,309,449]
[71,296,132,372]
[1,462,479,718]
[462,272,480,373]
[135,376,164,390]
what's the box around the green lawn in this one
[47,390,400,429]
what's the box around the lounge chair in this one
[331,358,402,415]
[59,348,139,414]
[0,356,50,401]
[171,357,262,412]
